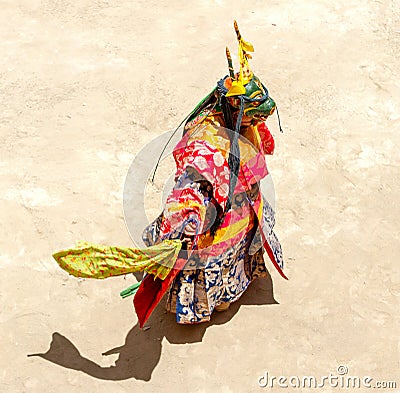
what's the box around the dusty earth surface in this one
[1,1,399,392]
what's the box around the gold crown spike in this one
[226,21,254,97]
[234,20,254,52]
[234,20,254,86]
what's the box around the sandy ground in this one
[1,1,399,392]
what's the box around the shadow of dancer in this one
[28,276,277,381]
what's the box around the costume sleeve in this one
[159,139,231,243]
[173,139,230,210]
[158,169,208,241]
[141,169,211,247]
[257,122,275,155]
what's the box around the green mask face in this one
[228,75,276,121]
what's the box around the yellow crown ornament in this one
[225,20,255,97]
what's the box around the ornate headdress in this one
[217,20,279,125]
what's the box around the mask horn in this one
[226,47,235,79]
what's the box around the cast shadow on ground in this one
[28,276,277,381]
